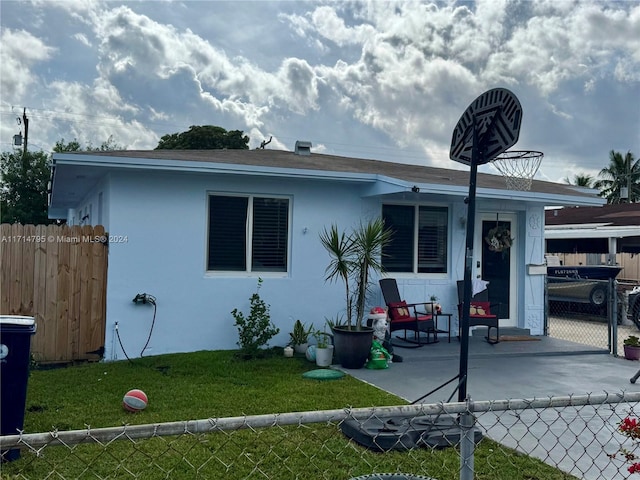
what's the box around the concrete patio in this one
[341,333,640,403]
[338,332,640,480]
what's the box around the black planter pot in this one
[332,326,374,369]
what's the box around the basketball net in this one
[489,151,544,191]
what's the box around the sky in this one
[1,0,639,183]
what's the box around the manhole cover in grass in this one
[302,369,345,380]
[349,474,437,480]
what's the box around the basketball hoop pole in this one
[450,87,524,403]
[458,117,480,403]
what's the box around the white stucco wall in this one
[524,207,546,335]
[76,168,548,360]
[68,175,110,228]
[102,170,380,360]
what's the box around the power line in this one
[1,106,433,161]
[0,107,630,172]
[0,107,191,133]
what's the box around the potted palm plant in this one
[320,218,393,369]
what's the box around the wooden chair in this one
[456,280,500,344]
[379,278,438,347]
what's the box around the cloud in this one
[43,79,156,149]
[287,1,638,173]
[0,29,56,100]
[1,0,637,185]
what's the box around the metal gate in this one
[546,277,638,355]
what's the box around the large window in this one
[382,204,448,274]
[207,194,290,273]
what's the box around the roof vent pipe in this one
[294,140,312,156]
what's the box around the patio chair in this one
[379,278,438,347]
[456,280,500,344]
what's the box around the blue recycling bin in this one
[1,315,37,462]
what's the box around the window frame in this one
[382,202,450,277]
[206,192,292,277]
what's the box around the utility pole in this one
[21,108,30,173]
[628,156,632,203]
[22,108,29,156]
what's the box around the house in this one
[48,143,604,360]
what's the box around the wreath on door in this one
[485,225,513,252]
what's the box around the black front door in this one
[481,219,512,319]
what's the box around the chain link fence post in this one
[611,278,618,356]
[459,396,475,480]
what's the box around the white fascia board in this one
[52,154,604,206]
[366,177,603,207]
[474,189,604,206]
[53,154,376,183]
[545,226,640,239]
[362,176,474,198]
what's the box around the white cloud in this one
[1,0,637,184]
[73,33,92,48]
[309,5,376,47]
[0,29,55,100]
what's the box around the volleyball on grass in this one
[123,389,148,412]
[305,344,316,362]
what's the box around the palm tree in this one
[595,150,639,204]
[563,173,595,188]
[320,219,393,330]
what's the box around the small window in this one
[382,204,448,274]
[207,194,290,273]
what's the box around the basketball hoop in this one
[489,150,543,191]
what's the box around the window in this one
[382,204,448,274]
[207,194,290,273]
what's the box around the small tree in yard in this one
[1,150,52,224]
[231,278,280,358]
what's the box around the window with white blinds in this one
[382,204,448,274]
[208,195,290,273]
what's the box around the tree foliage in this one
[155,125,249,150]
[564,173,595,188]
[595,150,639,204]
[1,150,52,224]
[54,136,124,153]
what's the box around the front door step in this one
[471,326,531,337]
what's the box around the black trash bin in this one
[1,315,37,462]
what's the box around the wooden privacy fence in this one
[1,224,108,363]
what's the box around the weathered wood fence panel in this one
[0,224,108,363]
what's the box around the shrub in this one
[231,278,280,358]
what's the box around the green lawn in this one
[1,349,578,479]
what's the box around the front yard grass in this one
[2,349,577,479]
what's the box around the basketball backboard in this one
[450,88,522,166]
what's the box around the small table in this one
[434,312,452,343]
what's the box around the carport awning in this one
[546,237,640,254]
[545,224,640,254]
[546,238,607,254]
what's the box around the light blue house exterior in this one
[49,145,603,361]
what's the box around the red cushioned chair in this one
[379,278,438,347]
[456,281,500,344]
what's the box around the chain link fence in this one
[2,391,640,479]
[547,277,640,355]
